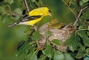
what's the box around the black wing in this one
[21,15,42,22]
[8,15,41,27]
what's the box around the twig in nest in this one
[73,6,89,26]
[23,0,30,12]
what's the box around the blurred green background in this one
[0,0,75,60]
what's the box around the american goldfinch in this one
[9,7,51,27]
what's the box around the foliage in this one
[0,0,89,60]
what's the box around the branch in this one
[23,0,30,12]
[62,0,77,18]
[7,10,24,16]
[7,5,23,16]
[73,6,88,26]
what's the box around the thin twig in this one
[73,6,88,26]
[23,0,30,12]
[7,10,24,16]
[7,5,23,16]
[62,0,77,18]
[77,29,87,31]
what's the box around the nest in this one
[37,23,74,52]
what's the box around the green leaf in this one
[53,51,65,60]
[79,25,86,29]
[88,26,89,30]
[5,0,14,4]
[32,30,42,41]
[78,31,89,46]
[82,0,88,3]
[10,0,22,10]
[31,0,36,2]
[2,14,10,23]
[46,31,51,37]
[65,33,80,52]
[79,1,84,7]
[38,55,46,60]
[79,0,89,7]
[14,8,22,14]
[86,48,89,54]
[75,44,86,59]
[63,53,75,60]
[16,40,35,57]
[28,0,37,8]
[87,31,89,36]
[81,8,89,20]
[42,43,53,58]
[0,16,2,22]
[26,50,37,60]
[0,6,5,13]
[52,39,61,45]
[11,8,22,20]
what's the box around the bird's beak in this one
[48,12,52,16]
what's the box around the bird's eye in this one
[48,10,51,13]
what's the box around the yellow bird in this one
[9,7,50,27]
[9,7,65,28]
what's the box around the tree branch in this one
[23,0,30,12]
[73,6,88,26]
[62,0,77,18]
[7,10,24,16]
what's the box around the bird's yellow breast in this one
[27,17,43,26]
